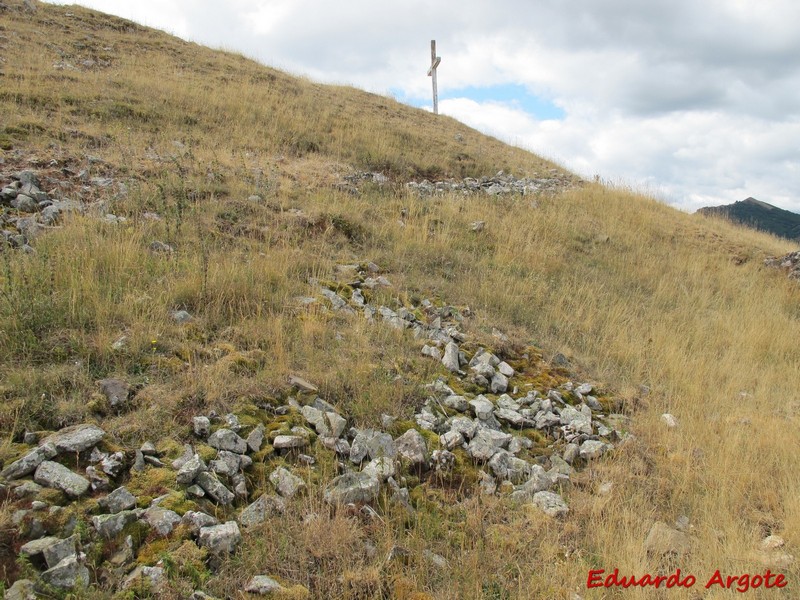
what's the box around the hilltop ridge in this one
[698,197,800,240]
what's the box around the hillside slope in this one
[2,2,800,599]
[698,197,800,241]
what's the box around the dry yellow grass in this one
[1,1,799,598]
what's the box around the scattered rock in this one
[324,471,380,505]
[34,461,90,498]
[198,521,241,555]
[207,429,248,454]
[41,423,105,453]
[269,467,305,498]
[245,575,283,594]
[644,521,692,557]
[529,491,569,518]
[99,486,137,514]
[394,429,428,466]
[238,494,286,527]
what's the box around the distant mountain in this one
[697,197,800,240]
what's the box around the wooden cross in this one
[427,40,441,115]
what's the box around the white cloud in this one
[44,0,800,212]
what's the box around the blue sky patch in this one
[392,83,565,120]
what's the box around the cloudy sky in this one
[47,0,800,212]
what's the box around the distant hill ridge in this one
[697,197,800,240]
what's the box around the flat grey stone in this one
[198,521,241,555]
[196,471,235,505]
[1,443,57,479]
[530,490,569,517]
[394,429,428,465]
[97,378,130,410]
[362,457,396,481]
[181,511,219,534]
[324,471,380,505]
[245,575,283,594]
[269,467,305,498]
[34,461,90,498]
[41,424,105,454]
[142,507,181,536]
[207,429,247,454]
[350,429,395,463]
[273,435,307,449]
[92,510,139,538]
[238,494,286,527]
[177,454,207,485]
[246,424,265,452]
[442,341,460,372]
[40,555,90,589]
[98,486,137,514]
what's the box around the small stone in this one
[497,361,514,377]
[273,435,307,449]
[40,555,90,590]
[443,394,468,412]
[238,494,286,527]
[177,454,207,485]
[288,374,318,393]
[92,510,139,538]
[579,440,609,460]
[421,344,442,360]
[97,378,131,410]
[171,444,194,470]
[41,423,105,453]
[269,467,305,498]
[207,428,248,454]
[181,511,219,535]
[363,457,396,481]
[247,424,265,452]
[196,472,235,505]
[171,309,192,323]
[661,413,679,428]
[644,521,692,557]
[442,341,460,372]
[350,429,395,463]
[34,461,90,498]
[4,579,37,599]
[439,430,464,450]
[245,575,283,594]
[142,507,181,537]
[530,491,569,518]
[99,487,137,514]
[1,443,57,480]
[563,443,580,464]
[122,566,165,591]
[467,429,511,461]
[140,441,158,456]
[490,372,509,394]
[394,429,428,465]
[469,396,494,420]
[193,416,211,438]
[430,449,456,472]
[198,521,241,555]
[324,471,380,505]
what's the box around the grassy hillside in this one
[2,1,800,599]
[698,197,800,241]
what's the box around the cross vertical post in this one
[427,40,441,115]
